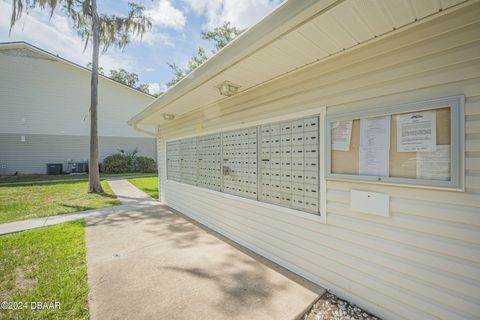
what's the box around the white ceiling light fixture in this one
[162,113,176,121]
[216,81,241,97]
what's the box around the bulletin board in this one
[326,96,464,189]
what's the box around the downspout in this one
[131,122,158,136]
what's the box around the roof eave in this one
[128,0,343,126]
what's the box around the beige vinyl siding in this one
[0,45,156,174]
[157,3,480,320]
[0,51,153,138]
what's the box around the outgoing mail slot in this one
[350,189,390,216]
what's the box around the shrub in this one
[135,156,157,173]
[119,148,139,171]
[102,150,156,174]
[102,154,131,174]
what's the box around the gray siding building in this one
[0,42,156,175]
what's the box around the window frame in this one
[325,95,465,190]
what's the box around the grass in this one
[0,221,89,320]
[0,172,156,184]
[0,181,120,224]
[128,176,158,199]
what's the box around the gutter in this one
[131,122,158,137]
[128,0,343,125]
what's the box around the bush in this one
[102,154,131,174]
[120,148,139,171]
[102,150,156,174]
[135,156,157,173]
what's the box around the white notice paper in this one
[359,147,390,177]
[331,120,353,151]
[416,145,450,181]
[397,111,436,152]
[359,116,391,176]
[360,116,391,148]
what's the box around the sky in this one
[0,0,283,95]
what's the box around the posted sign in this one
[397,111,436,152]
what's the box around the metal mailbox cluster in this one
[166,137,198,185]
[166,140,182,182]
[221,127,258,199]
[197,134,221,191]
[179,137,198,185]
[259,116,319,213]
[166,115,320,215]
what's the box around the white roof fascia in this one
[128,0,344,126]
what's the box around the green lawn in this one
[0,173,156,184]
[128,176,158,199]
[0,181,120,224]
[0,221,89,320]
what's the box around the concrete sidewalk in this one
[0,202,162,235]
[86,205,324,320]
[0,179,159,235]
[107,179,155,204]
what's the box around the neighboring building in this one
[0,41,156,175]
[130,1,480,320]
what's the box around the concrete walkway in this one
[0,202,162,235]
[107,179,155,204]
[1,178,324,319]
[0,179,159,235]
[86,205,324,320]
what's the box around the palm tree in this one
[8,0,151,193]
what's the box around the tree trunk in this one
[88,0,104,194]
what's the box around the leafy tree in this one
[109,68,140,87]
[86,62,104,75]
[9,0,151,193]
[201,21,243,52]
[187,47,208,70]
[136,83,152,95]
[86,64,156,95]
[165,62,187,88]
[109,68,157,95]
[167,22,243,87]
[166,47,208,87]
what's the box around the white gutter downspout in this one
[130,122,158,136]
